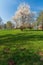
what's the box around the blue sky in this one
[0,0,43,23]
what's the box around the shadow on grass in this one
[0,33,43,45]
[0,33,43,65]
[0,48,41,65]
[11,49,41,65]
[0,33,43,44]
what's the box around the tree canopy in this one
[13,3,35,28]
[37,11,43,30]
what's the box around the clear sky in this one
[0,0,43,23]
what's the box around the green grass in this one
[0,29,43,65]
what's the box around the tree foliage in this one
[13,3,35,28]
[37,11,43,30]
[6,21,13,29]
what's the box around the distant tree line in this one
[13,3,43,30]
[0,3,43,30]
[0,20,15,29]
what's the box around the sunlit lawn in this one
[0,29,43,65]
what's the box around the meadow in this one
[0,29,43,65]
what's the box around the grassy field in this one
[0,29,43,65]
